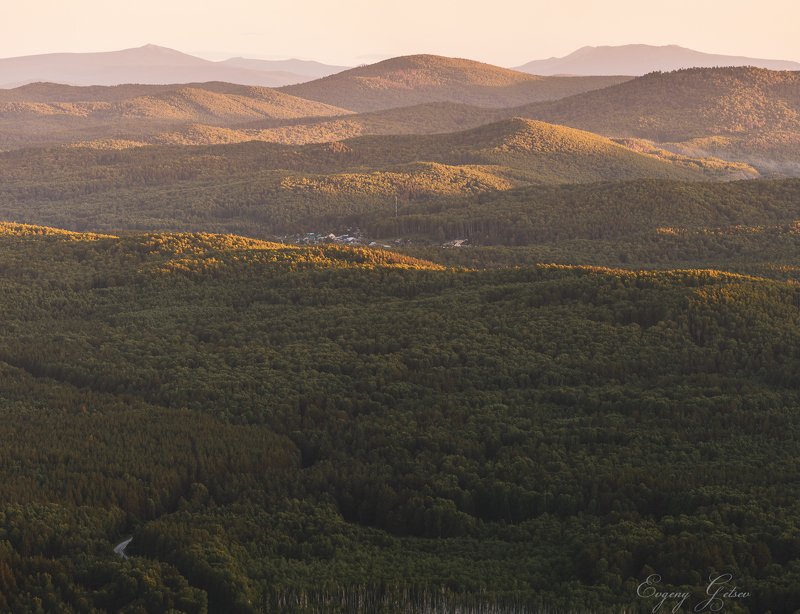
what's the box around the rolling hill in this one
[281,54,631,111]
[0,117,755,238]
[516,44,800,76]
[385,117,753,183]
[206,102,508,146]
[28,56,800,156]
[0,82,509,148]
[105,85,350,122]
[0,83,351,148]
[513,67,800,172]
[0,44,345,88]
[1,99,508,149]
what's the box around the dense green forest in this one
[2,140,798,277]
[384,178,800,277]
[0,143,770,234]
[0,224,799,612]
[372,178,800,243]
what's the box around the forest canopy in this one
[0,227,798,612]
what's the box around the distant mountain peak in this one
[123,43,191,55]
[516,44,800,76]
[0,45,347,88]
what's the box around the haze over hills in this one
[0,81,510,149]
[219,57,350,80]
[516,44,800,76]
[281,54,631,111]
[265,102,510,143]
[105,86,351,124]
[0,44,348,88]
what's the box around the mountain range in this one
[4,43,798,91]
[2,56,798,177]
[516,44,800,75]
[0,44,349,88]
[0,55,627,149]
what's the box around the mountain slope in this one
[0,83,352,148]
[0,82,502,148]
[281,54,631,111]
[0,44,324,88]
[513,67,800,172]
[392,117,745,182]
[148,102,507,146]
[516,44,800,76]
[107,85,350,122]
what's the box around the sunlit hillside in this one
[0,118,753,237]
[281,54,631,111]
[515,67,800,171]
[148,102,507,147]
[0,83,351,148]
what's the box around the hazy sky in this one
[2,0,798,65]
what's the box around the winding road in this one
[113,537,133,559]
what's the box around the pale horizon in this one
[2,0,799,66]
[4,42,799,70]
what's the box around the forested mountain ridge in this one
[0,84,506,149]
[0,83,351,121]
[372,177,800,245]
[383,178,800,279]
[513,66,800,172]
[0,82,352,149]
[0,70,625,150]
[5,65,800,169]
[280,54,631,111]
[0,225,799,612]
